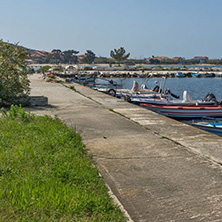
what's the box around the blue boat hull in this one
[192,122,222,136]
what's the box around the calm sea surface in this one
[103,77,222,102]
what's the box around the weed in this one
[69,85,76,91]
[1,104,35,122]
[0,109,126,221]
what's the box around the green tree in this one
[36,65,51,73]
[149,58,160,64]
[85,50,95,64]
[110,47,130,64]
[51,49,62,64]
[0,41,30,105]
[62,50,79,64]
[44,54,53,63]
[94,56,109,64]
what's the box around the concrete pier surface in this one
[29,74,222,222]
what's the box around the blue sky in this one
[1,0,222,59]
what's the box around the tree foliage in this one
[51,49,62,64]
[62,50,79,64]
[85,50,95,64]
[149,58,160,64]
[36,65,51,73]
[44,49,79,64]
[0,41,30,105]
[110,47,130,64]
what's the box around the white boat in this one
[138,91,217,106]
[120,76,217,106]
[119,76,176,103]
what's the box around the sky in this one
[1,0,222,59]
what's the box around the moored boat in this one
[119,76,218,106]
[119,76,180,103]
[135,91,217,106]
[175,72,186,78]
[192,120,222,136]
[191,72,199,77]
[141,103,222,118]
[197,73,214,78]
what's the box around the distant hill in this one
[2,42,50,63]
[29,50,52,61]
[6,42,52,63]
[3,42,38,54]
[22,46,45,54]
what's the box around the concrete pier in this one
[29,74,222,222]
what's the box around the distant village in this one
[26,49,220,65]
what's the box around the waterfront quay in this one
[29,74,222,222]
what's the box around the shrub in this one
[0,41,30,105]
[1,104,35,122]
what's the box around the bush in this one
[1,104,34,122]
[36,65,51,73]
[0,41,30,105]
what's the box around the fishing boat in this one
[90,79,120,96]
[191,72,199,77]
[71,72,98,84]
[192,119,222,136]
[134,91,217,106]
[197,73,214,78]
[119,76,178,103]
[175,72,186,78]
[120,75,217,106]
[141,103,222,118]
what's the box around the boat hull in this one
[142,104,222,118]
[192,122,222,136]
[132,97,215,106]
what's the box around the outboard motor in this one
[203,92,217,104]
[164,88,180,99]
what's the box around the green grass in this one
[0,105,126,221]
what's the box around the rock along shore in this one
[29,63,222,78]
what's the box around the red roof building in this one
[193,56,208,63]
[78,54,87,62]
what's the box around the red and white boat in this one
[141,104,222,118]
[120,76,217,106]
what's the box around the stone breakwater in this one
[30,63,222,78]
[52,70,222,79]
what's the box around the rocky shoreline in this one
[52,70,222,79]
[31,63,222,79]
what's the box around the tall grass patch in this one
[0,105,126,221]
